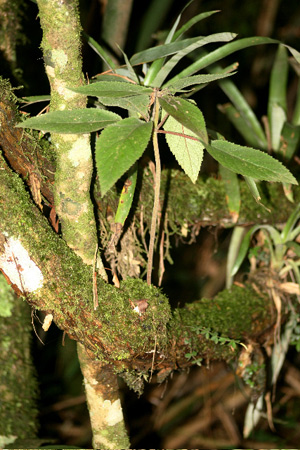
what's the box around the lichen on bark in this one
[36,0,98,265]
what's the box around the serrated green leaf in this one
[167,72,236,93]
[98,94,150,117]
[207,140,297,185]
[69,81,152,98]
[96,118,153,196]
[15,108,121,133]
[159,95,208,143]
[164,114,204,183]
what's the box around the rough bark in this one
[36,0,98,266]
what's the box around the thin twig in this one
[156,129,199,141]
[147,99,161,285]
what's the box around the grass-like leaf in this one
[207,140,297,184]
[219,165,240,221]
[218,102,266,150]
[167,72,236,93]
[268,45,288,152]
[82,32,116,71]
[152,32,236,88]
[164,114,204,183]
[15,109,121,133]
[130,37,210,66]
[166,37,300,86]
[172,10,220,41]
[96,118,153,196]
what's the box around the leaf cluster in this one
[16,9,299,198]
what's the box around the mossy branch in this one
[0,154,276,375]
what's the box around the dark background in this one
[6,0,300,447]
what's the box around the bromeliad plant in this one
[228,203,300,437]
[231,202,300,286]
[16,9,299,285]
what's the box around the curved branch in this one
[0,154,276,375]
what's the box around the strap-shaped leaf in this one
[70,81,152,98]
[83,32,116,71]
[159,95,208,144]
[167,72,236,93]
[219,165,240,222]
[130,37,209,66]
[15,108,121,133]
[152,32,236,88]
[164,114,204,183]
[279,122,300,161]
[207,140,297,184]
[172,10,220,41]
[96,118,153,196]
[166,37,300,86]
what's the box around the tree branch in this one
[0,154,277,377]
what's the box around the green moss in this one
[168,284,271,364]
[175,284,268,338]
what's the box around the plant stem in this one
[147,99,161,285]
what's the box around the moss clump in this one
[168,284,271,365]
[174,284,269,339]
[93,278,171,362]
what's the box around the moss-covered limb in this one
[142,169,300,232]
[0,153,278,374]
[0,77,55,207]
[36,0,97,265]
[0,153,170,364]
[97,170,300,248]
[167,284,276,370]
[77,344,130,449]
[0,274,38,446]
